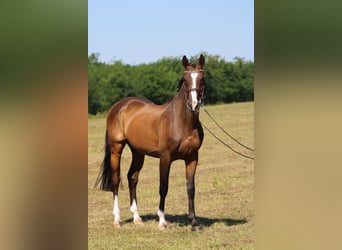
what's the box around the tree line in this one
[88,53,254,114]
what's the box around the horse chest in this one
[178,132,201,156]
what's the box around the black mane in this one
[177,77,184,92]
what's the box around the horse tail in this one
[94,130,113,191]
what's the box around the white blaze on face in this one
[190,72,199,110]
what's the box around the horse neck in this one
[171,88,200,130]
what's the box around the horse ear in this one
[182,56,190,68]
[198,54,205,68]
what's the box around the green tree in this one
[88,53,254,114]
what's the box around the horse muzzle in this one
[187,99,201,112]
[186,88,203,112]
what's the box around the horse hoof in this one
[113,221,121,228]
[158,223,167,231]
[191,225,202,232]
[134,217,145,225]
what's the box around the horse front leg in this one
[185,153,201,231]
[157,156,171,231]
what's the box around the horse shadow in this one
[123,213,247,228]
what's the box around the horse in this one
[95,54,206,231]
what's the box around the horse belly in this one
[125,118,160,156]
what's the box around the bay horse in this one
[95,54,205,231]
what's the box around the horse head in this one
[181,54,206,112]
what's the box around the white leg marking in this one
[130,199,141,221]
[157,209,167,226]
[113,195,120,223]
[190,72,199,110]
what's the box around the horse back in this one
[106,97,167,154]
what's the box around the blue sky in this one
[88,0,254,65]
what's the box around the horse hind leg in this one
[110,142,126,228]
[127,147,145,225]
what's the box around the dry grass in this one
[88,102,254,249]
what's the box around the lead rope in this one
[201,107,254,160]
[203,107,254,151]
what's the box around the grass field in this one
[88,102,254,249]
